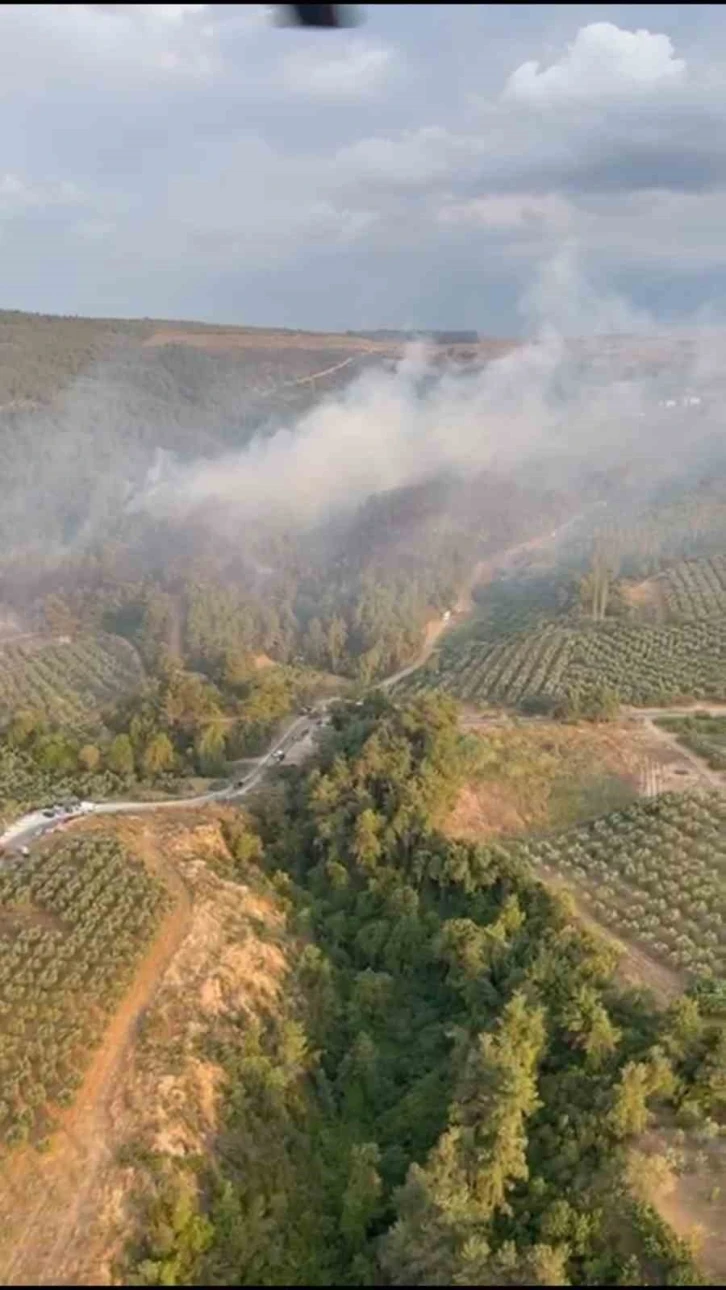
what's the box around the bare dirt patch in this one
[623,576,667,621]
[252,652,277,671]
[0,807,291,1286]
[637,712,726,789]
[0,904,65,936]
[624,712,726,793]
[142,328,520,362]
[143,328,394,354]
[451,719,642,841]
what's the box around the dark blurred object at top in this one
[278,5,361,28]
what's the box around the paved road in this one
[0,711,322,855]
[0,502,630,858]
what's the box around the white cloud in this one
[503,22,686,107]
[437,193,572,237]
[335,126,484,190]
[74,217,116,241]
[0,173,86,213]
[279,39,396,101]
[0,3,222,90]
[2,5,726,330]
[91,4,209,21]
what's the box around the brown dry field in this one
[142,325,520,361]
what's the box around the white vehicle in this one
[78,801,95,815]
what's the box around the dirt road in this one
[637,714,726,792]
[381,509,593,693]
[380,616,454,691]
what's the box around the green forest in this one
[127,694,724,1286]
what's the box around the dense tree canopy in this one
[128,693,721,1286]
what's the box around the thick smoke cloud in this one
[1,251,723,568]
[141,332,565,528]
[141,252,721,532]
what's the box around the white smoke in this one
[140,253,684,532]
[5,248,722,559]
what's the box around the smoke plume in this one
[140,254,724,532]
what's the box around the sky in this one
[2,3,726,334]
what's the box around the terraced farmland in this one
[0,836,168,1147]
[660,552,726,619]
[468,571,576,642]
[412,623,575,706]
[406,615,726,708]
[512,791,726,980]
[0,634,144,723]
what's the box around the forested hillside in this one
[1,311,726,1284]
[0,309,571,684]
[0,317,386,553]
[125,694,723,1286]
[0,467,570,685]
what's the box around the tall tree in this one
[142,731,176,778]
[108,732,135,777]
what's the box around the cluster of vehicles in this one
[268,704,335,765]
[0,799,96,860]
[41,799,95,820]
[2,705,338,859]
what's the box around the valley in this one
[0,309,724,1286]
